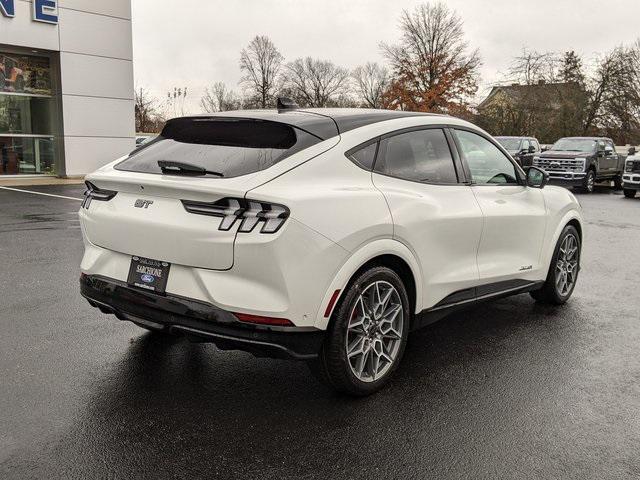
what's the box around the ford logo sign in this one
[141,274,155,284]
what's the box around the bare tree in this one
[380,2,481,112]
[352,62,389,108]
[135,87,162,133]
[583,47,627,135]
[282,57,351,107]
[239,35,284,108]
[200,82,242,113]
[508,49,559,85]
[587,43,640,142]
[166,86,188,117]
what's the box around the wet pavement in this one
[0,184,639,479]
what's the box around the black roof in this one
[300,108,436,137]
[185,108,438,141]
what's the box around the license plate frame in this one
[127,256,171,294]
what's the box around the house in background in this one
[476,81,587,144]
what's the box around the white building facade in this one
[0,0,134,177]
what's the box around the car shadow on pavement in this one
[14,294,587,478]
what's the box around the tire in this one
[614,175,623,190]
[624,189,637,199]
[309,266,411,396]
[530,225,581,305]
[581,170,595,193]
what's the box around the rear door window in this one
[374,128,458,184]
[116,117,322,178]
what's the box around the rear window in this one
[496,138,521,150]
[116,117,322,178]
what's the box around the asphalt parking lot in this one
[1,184,639,479]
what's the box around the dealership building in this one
[0,0,134,177]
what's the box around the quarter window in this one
[348,142,378,170]
[374,129,457,184]
[455,130,519,185]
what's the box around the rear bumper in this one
[80,274,325,360]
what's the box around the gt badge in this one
[134,199,154,209]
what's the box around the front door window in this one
[454,129,519,185]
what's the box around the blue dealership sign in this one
[0,0,59,24]
[33,0,58,24]
[0,0,15,18]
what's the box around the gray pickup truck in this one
[532,137,625,193]
[495,136,542,167]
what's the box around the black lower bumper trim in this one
[80,275,325,360]
[623,183,640,191]
[547,177,584,187]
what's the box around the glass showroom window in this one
[0,52,56,175]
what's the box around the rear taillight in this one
[82,182,118,209]
[182,198,289,234]
[233,312,294,327]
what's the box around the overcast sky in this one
[131,0,640,114]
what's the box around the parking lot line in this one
[0,186,83,202]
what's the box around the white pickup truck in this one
[623,149,640,198]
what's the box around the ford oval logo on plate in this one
[141,274,155,284]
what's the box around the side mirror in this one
[528,145,536,154]
[604,147,614,156]
[629,147,637,156]
[526,166,549,189]
[541,146,549,152]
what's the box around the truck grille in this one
[533,158,585,172]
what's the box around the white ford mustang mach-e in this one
[79,101,583,395]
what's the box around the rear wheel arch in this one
[346,255,417,321]
[314,241,422,330]
[567,218,582,242]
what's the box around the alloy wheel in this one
[345,281,404,383]
[555,233,579,296]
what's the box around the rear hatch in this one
[81,114,339,270]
